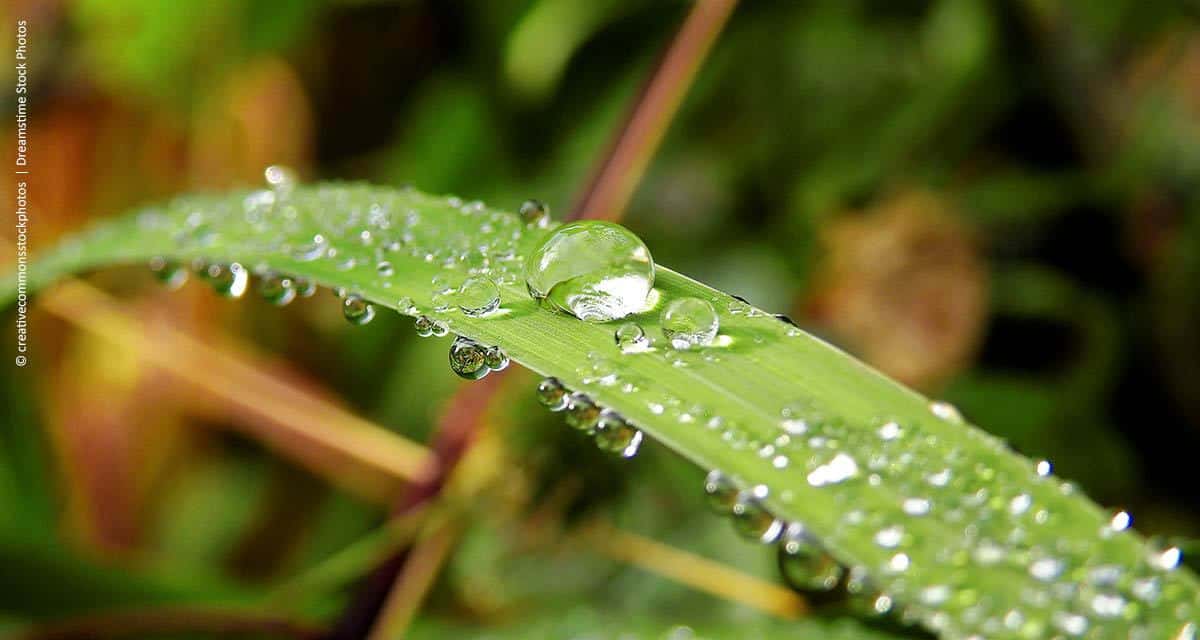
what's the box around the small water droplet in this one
[377,261,395,277]
[264,164,297,197]
[807,453,860,487]
[902,497,932,516]
[524,221,654,322]
[1036,459,1053,477]
[414,315,447,337]
[929,400,963,423]
[149,256,188,289]
[1109,510,1132,532]
[565,392,600,433]
[877,421,902,441]
[259,273,296,306]
[206,263,249,298]
[292,234,327,261]
[484,346,509,371]
[343,294,375,325]
[731,486,783,543]
[661,297,719,349]
[449,336,489,380]
[536,377,568,411]
[614,323,649,353]
[457,276,501,317]
[519,199,550,227]
[594,410,643,458]
[703,470,738,514]
[1029,557,1064,581]
[293,277,317,297]
[874,525,904,549]
[778,522,844,591]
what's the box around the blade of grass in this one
[11,181,1197,638]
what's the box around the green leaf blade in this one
[8,183,1197,639]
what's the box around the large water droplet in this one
[778,522,844,592]
[343,294,375,325]
[536,377,568,411]
[661,297,719,349]
[594,410,643,458]
[524,221,654,322]
[149,256,188,290]
[449,336,489,380]
[457,276,501,317]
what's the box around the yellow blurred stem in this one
[38,278,433,503]
[367,517,461,640]
[584,520,809,619]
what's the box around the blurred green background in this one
[1,0,1199,637]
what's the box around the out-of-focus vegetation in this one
[2,1,1199,638]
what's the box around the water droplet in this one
[457,276,501,317]
[414,315,447,337]
[484,346,509,371]
[874,525,904,549]
[731,486,783,543]
[929,400,963,423]
[887,553,911,573]
[877,421,902,441]
[614,323,649,353]
[565,392,600,433]
[1109,510,1132,532]
[1051,611,1088,636]
[661,297,719,349]
[149,256,187,289]
[519,199,550,227]
[536,377,568,411]
[292,234,327,261]
[780,401,809,434]
[902,497,932,516]
[1036,459,1053,477]
[920,584,951,606]
[449,336,489,380]
[703,470,738,514]
[778,522,844,591]
[524,220,654,322]
[343,294,375,325]
[807,453,860,487]
[259,273,296,306]
[293,277,317,297]
[1029,557,1064,581]
[206,263,249,298]
[264,164,297,197]
[594,410,643,458]
[377,261,394,277]
[1151,544,1182,571]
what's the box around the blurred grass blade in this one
[6,184,1198,639]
